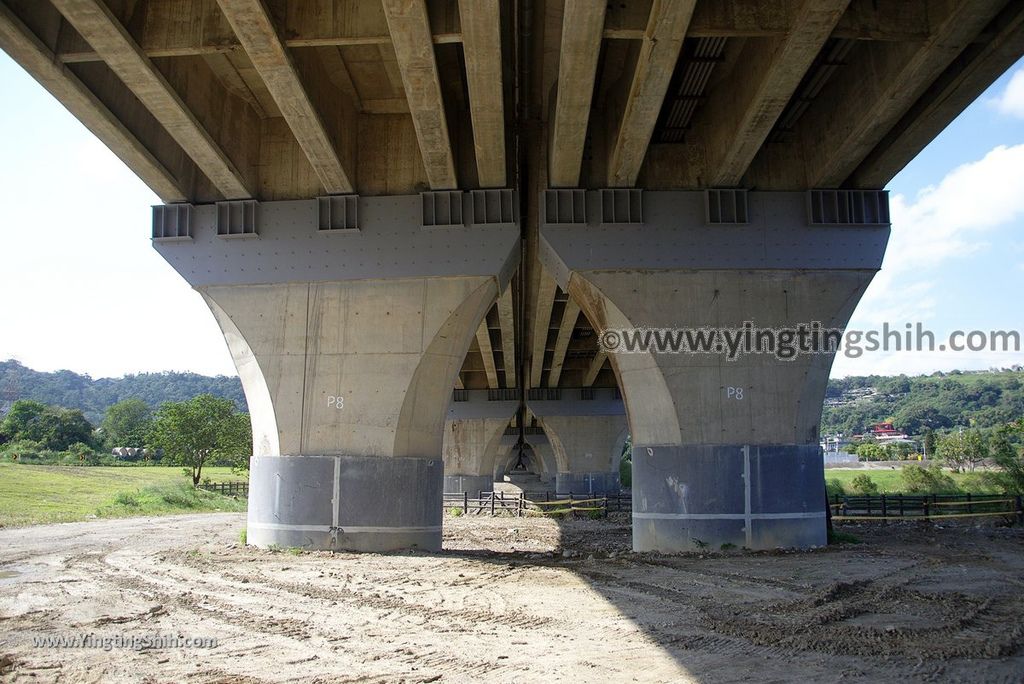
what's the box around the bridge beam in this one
[607,1,695,187]
[382,0,458,190]
[548,0,606,188]
[851,2,1024,188]
[459,0,506,188]
[215,0,355,195]
[50,0,255,199]
[0,3,185,203]
[694,0,851,187]
[800,0,1007,188]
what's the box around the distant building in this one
[867,422,915,445]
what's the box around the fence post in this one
[463,491,468,514]
[966,492,972,515]
[491,492,496,516]
[898,494,904,516]
[881,494,887,520]
[603,496,608,519]
[924,499,930,521]
[1017,495,1023,525]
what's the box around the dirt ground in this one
[1,513,1022,683]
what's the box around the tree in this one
[923,428,936,457]
[42,408,96,451]
[101,399,152,448]
[0,400,48,443]
[855,442,886,461]
[936,429,988,472]
[0,400,94,451]
[147,395,251,486]
[900,464,960,494]
[851,473,878,495]
[986,419,1024,494]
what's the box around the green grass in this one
[825,467,995,494]
[0,463,246,527]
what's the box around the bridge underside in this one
[4,0,1021,552]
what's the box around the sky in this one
[0,53,1023,380]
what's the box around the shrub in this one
[448,507,463,517]
[114,491,141,507]
[900,464,960,494]
[239,528,247,545]
[851,473,879,495]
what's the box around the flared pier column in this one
[442,417,511,495]
[541,190,889,551]
[155,196,519,551]
[540,415,628,494]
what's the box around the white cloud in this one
[992,68,1024,119]
[842,144,1024,375]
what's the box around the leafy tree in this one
[0,400,49,443]
[101,399,152,449]
[855,442,886,461]
[0,400,94,451]
[42,408,95,451]
[900,464,959,494]
[851,473,878,495]
[936,429,987,472]
[922,428,936,457]
[985,419,1024,494]
[147,394,251,486]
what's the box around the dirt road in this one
[1,513,1022,682]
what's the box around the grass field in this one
[0,463,246,527]
[824,467,994,494]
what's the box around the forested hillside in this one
[0,360,246,424]
[822,369,1024,436]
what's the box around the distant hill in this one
[0,360,246,424]
[822,369,1024,437]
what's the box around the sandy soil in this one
[1,513,1023,683]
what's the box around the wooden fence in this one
[442,491,633,517]
[830,493,1024,522]
[198,481,249,497]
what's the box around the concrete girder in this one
[215,0,355,195]
[798,0,1007,188]
[50,0,256,199]
[850,2,1024,188]
[0,3,186,203]
[458,0,507,188]
[548,0,606,188]
[692,0,851,187]
[606,0,696,187]
[382,0,458,190]
[496,285,517,388]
